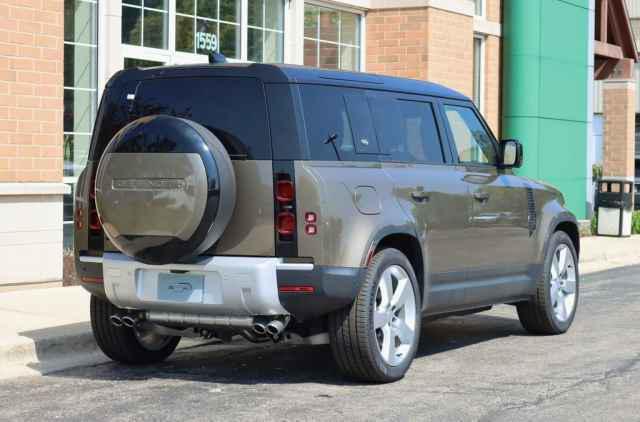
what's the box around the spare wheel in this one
[95,115,236,265]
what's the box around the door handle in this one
[411,191,430,202]
[473,192,490,202]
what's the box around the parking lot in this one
[0,265,638,422]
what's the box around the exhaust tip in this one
[121,316,136,328]
[266,320,285,336]
[109,315,123,327]
[252,323,267,335]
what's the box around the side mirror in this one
[500,139,523,169]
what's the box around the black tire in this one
[90,295,180,364]
[328,248,422,383]
[517,231,580,335]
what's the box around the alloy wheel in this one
[549,244,577,322]
[374,265,417,366]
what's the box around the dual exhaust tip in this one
[252,319,285,338]
[109,314,138,328]
[110,313,286,338]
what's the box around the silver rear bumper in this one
[97,253,312,317]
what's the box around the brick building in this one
[0,0,634,287]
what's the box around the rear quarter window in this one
[299,84,380,161]
[132,77,271,160]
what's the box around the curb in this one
[0,323,107,380]
[0,324,249,380]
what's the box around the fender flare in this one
[361,225,431,311]
[538,211,580,268]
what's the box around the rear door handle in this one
[411,191,430,202]
[473,192,490,202]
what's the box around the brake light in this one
[275,173,296,242]
[89,209,102,231]
[276,180,294,202]
[277,212,296,236]
[88,167,103,235]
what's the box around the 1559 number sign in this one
[196,32,218,52]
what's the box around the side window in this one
[344,94,379,154]
[370,96,445,164]
[300,85,356,160]
[444,104,497,165]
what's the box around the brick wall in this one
[603,80,636,178]
[487,0,501,23]
[366,7,474,98]
[0,0,63,183]
[365,8,430,80]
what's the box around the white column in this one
[98,0,124,96]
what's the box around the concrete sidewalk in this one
[1,235,639,380]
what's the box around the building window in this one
[64,0,99,246]
[122,0,169,50]
[472,35,485,112]
[248,0,285,62]
[175,0,241,58]
[303,3,361,71]
[473,0,484,16]
[124,57,165,68]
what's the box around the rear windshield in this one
[92,76,271,160]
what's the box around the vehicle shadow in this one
[48,311,528,386]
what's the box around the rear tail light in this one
[277,211,296,236]
[88,168,103,235]
[276,180,294,202]
[275,173,296,242]
[89,209,102,231]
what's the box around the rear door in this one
[440,102,534,283]
[369,92,472,309]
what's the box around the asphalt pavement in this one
[0,265,638,421]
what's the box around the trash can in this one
[596,178,634,237]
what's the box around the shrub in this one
[633,211,640,235]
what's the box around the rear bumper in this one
[79,253,363,321]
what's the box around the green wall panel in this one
[539,59,588,122]
[502,0,590,220]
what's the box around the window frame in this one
[302,0,365,72]
[121,0,286,67]
[64,0,99,227]
[369,91,452,166]
[472,34,485,114]
[438,99,500,168]
[473,0,486,17]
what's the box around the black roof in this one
[113,63,468,101]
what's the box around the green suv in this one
[75,63,580,383]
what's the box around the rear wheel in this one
[329,248,421,383]
[517,231,579,334]
[90,295,180,364]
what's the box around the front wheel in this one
[517,231,579,334]
[329,248,422,383]
[90,295,180,364]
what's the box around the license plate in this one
[157,273,204,303]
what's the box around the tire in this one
[517,231,579,335]
[90,295,180,364]
[329,248,422,383]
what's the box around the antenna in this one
[209,52,227,64]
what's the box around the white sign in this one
[196,31,218,52]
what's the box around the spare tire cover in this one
[95,115,236,265]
